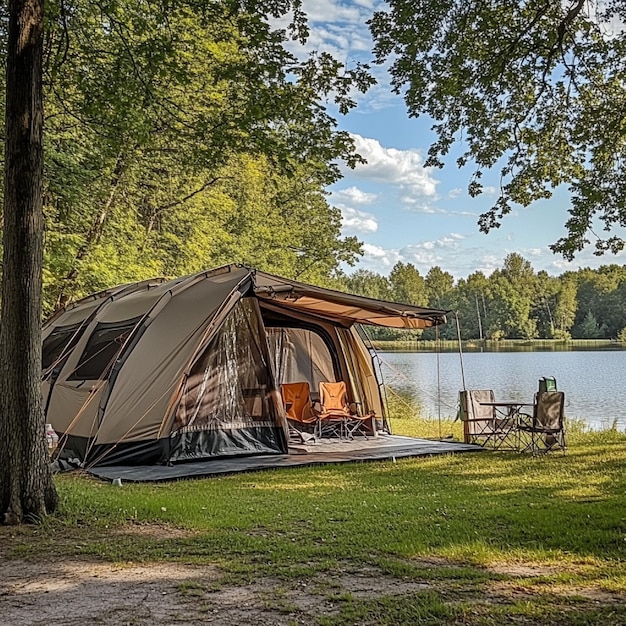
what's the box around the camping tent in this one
[42,264,447,468]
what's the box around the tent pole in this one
[436,324,442,441]
[455,312,467,391]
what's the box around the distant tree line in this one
[336,254,626,342]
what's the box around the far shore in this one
[372,338,625,352]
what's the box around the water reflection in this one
[379,349,626,431]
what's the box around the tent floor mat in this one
[86,435,485,483]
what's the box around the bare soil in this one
[1,525,625,625]
[0,557,435,626]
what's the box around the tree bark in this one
[0,0,58,524]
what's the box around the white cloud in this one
[446,185,497,201]
[303,0,366,25]
[357,75,406,112]
[405,234,466,252]
[547,247,626,274]
[332,186,378,205]
[348,228,626,282]
[348,134,439,199]
[277,0,402,112]
[525,248,544,258]
[401,247,440,267]
[475,244,626,278]
[399,194,440,213]
[346,233,474,278]
[340,206,378,233]
[399,235,466,268]
[468,254,501,277]
[448,209,479,217]
[352,0,378,10]
[348,242,495,280]
[584,1,626,39]
[360,243,402,269]
[279,0,379,65]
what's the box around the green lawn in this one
[2,422,626,624]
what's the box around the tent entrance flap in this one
[170,298,286,461]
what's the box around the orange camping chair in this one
[280,382,319,435]
[318,381,352,438]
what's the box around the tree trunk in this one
[0,0,58,524]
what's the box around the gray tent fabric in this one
[43,264,448,468]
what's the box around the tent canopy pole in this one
[455,312,466,391]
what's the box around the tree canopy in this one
[0,0,375,313]
[370,0,626,259]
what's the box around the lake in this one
[378,348,626,431]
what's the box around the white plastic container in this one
[45,424,59,450]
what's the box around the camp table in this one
[479,401,534,451]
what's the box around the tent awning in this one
[253,271,448,329]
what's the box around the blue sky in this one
[283,0,626,280]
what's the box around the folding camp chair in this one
[458,389,518,450]
[518,391,566,455]
[318,381,352,438]
[343,396,375,438]
[344,408,374,438]
[281,382,320,438]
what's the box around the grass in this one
[383,386,463,439]
[2,418,626,624]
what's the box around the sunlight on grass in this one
[384,387,464,440]
[3,418,625,624]
[238,477,357,492]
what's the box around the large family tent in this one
[42,264,447,468]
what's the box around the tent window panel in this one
[68,317,141,381]
[267,327,336,393]
[174,299,273,433]
[42,323,82,370]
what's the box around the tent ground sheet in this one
[87,435,484,483]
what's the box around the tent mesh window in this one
[42,323,83,370]
[174,299,274,433]
[68,317,141,381]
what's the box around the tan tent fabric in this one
[42,279,167,381]
[43,279,166,337]
[47,382,108,438]
[254,271,447,328]
[92,268,251,443]
[267,327,335,391]
[341,326,384,420]
[44,300,102,336]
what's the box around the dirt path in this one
[2,553,625,625]
[0,557,437,626]
[2,559,267,625]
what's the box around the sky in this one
[282,0,626,281]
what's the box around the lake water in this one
[378,348,626,431]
